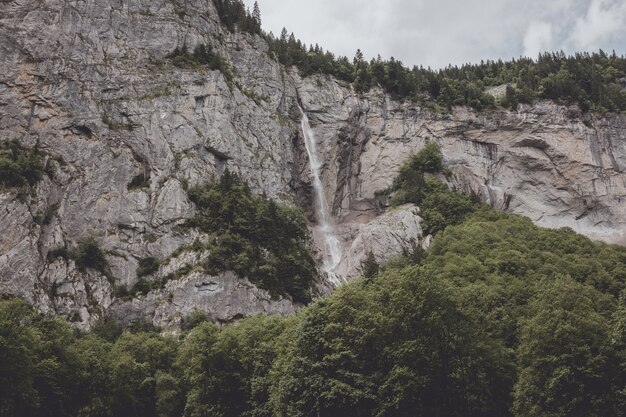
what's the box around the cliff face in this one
[1,0,304,329]
[297,77,626,244]
[294,75,626,281]
[1,0,625,329]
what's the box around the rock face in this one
[1,0,625,328]
[111,269,297,330]
[334,204,423,280]
[296,78,626,245]
[0,0,303,329]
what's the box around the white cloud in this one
[523,21,554,58]
[569,0,626,51]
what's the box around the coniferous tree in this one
[359,251,380,280]
[252,1,261,26]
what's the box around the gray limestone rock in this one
[296,76,626,245]
[1,0,625,329]
[334,204,423,280]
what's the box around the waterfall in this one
[299,106,343,285]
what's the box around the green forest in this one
[2,144,626,417]
[211,0,626,113]
[2,211,626,417]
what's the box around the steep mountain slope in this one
[1,0,625,329]
[0,0,307,328]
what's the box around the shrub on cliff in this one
[184,170,318,303]
[0,140,49,190]
[378,142,480,235]
[74,237,111,279]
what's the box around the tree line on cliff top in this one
[211,0,626,113]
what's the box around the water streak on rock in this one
[299,106,343,285]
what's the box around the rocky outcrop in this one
[123,270,297,330]
[1,0,625,328]
[107,242,298,330]
[334,204,423,280]
[296,78,626,245]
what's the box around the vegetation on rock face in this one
[46,237,112,281]
[358,250,380,280]
[0,140,51,191]
[73,238,110,277]
[168,44,224,71]
[212,0,262,35]
[166,43,235,86]
[136,257,160,278]
[121,172,317,301]
[377,142,480,235]
[184,170,318,303]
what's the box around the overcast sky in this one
[241,0,626,69]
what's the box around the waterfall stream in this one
[299,106,343,285]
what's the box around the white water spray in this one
[299,106,343,285]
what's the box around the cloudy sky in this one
[241,0,626,69]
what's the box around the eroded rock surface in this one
[334,204,423,280]
[1,0,625,328]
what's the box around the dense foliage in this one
[212,0,262,35]
[377,142,480,235]
[269,268,513,417]
[0,300,180,417]
[0,140,50,190]
[210,1,626,113]
[166,43,232,78]
[3,206,626,416]
[269,39,626,113]
[184,171,318,303]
